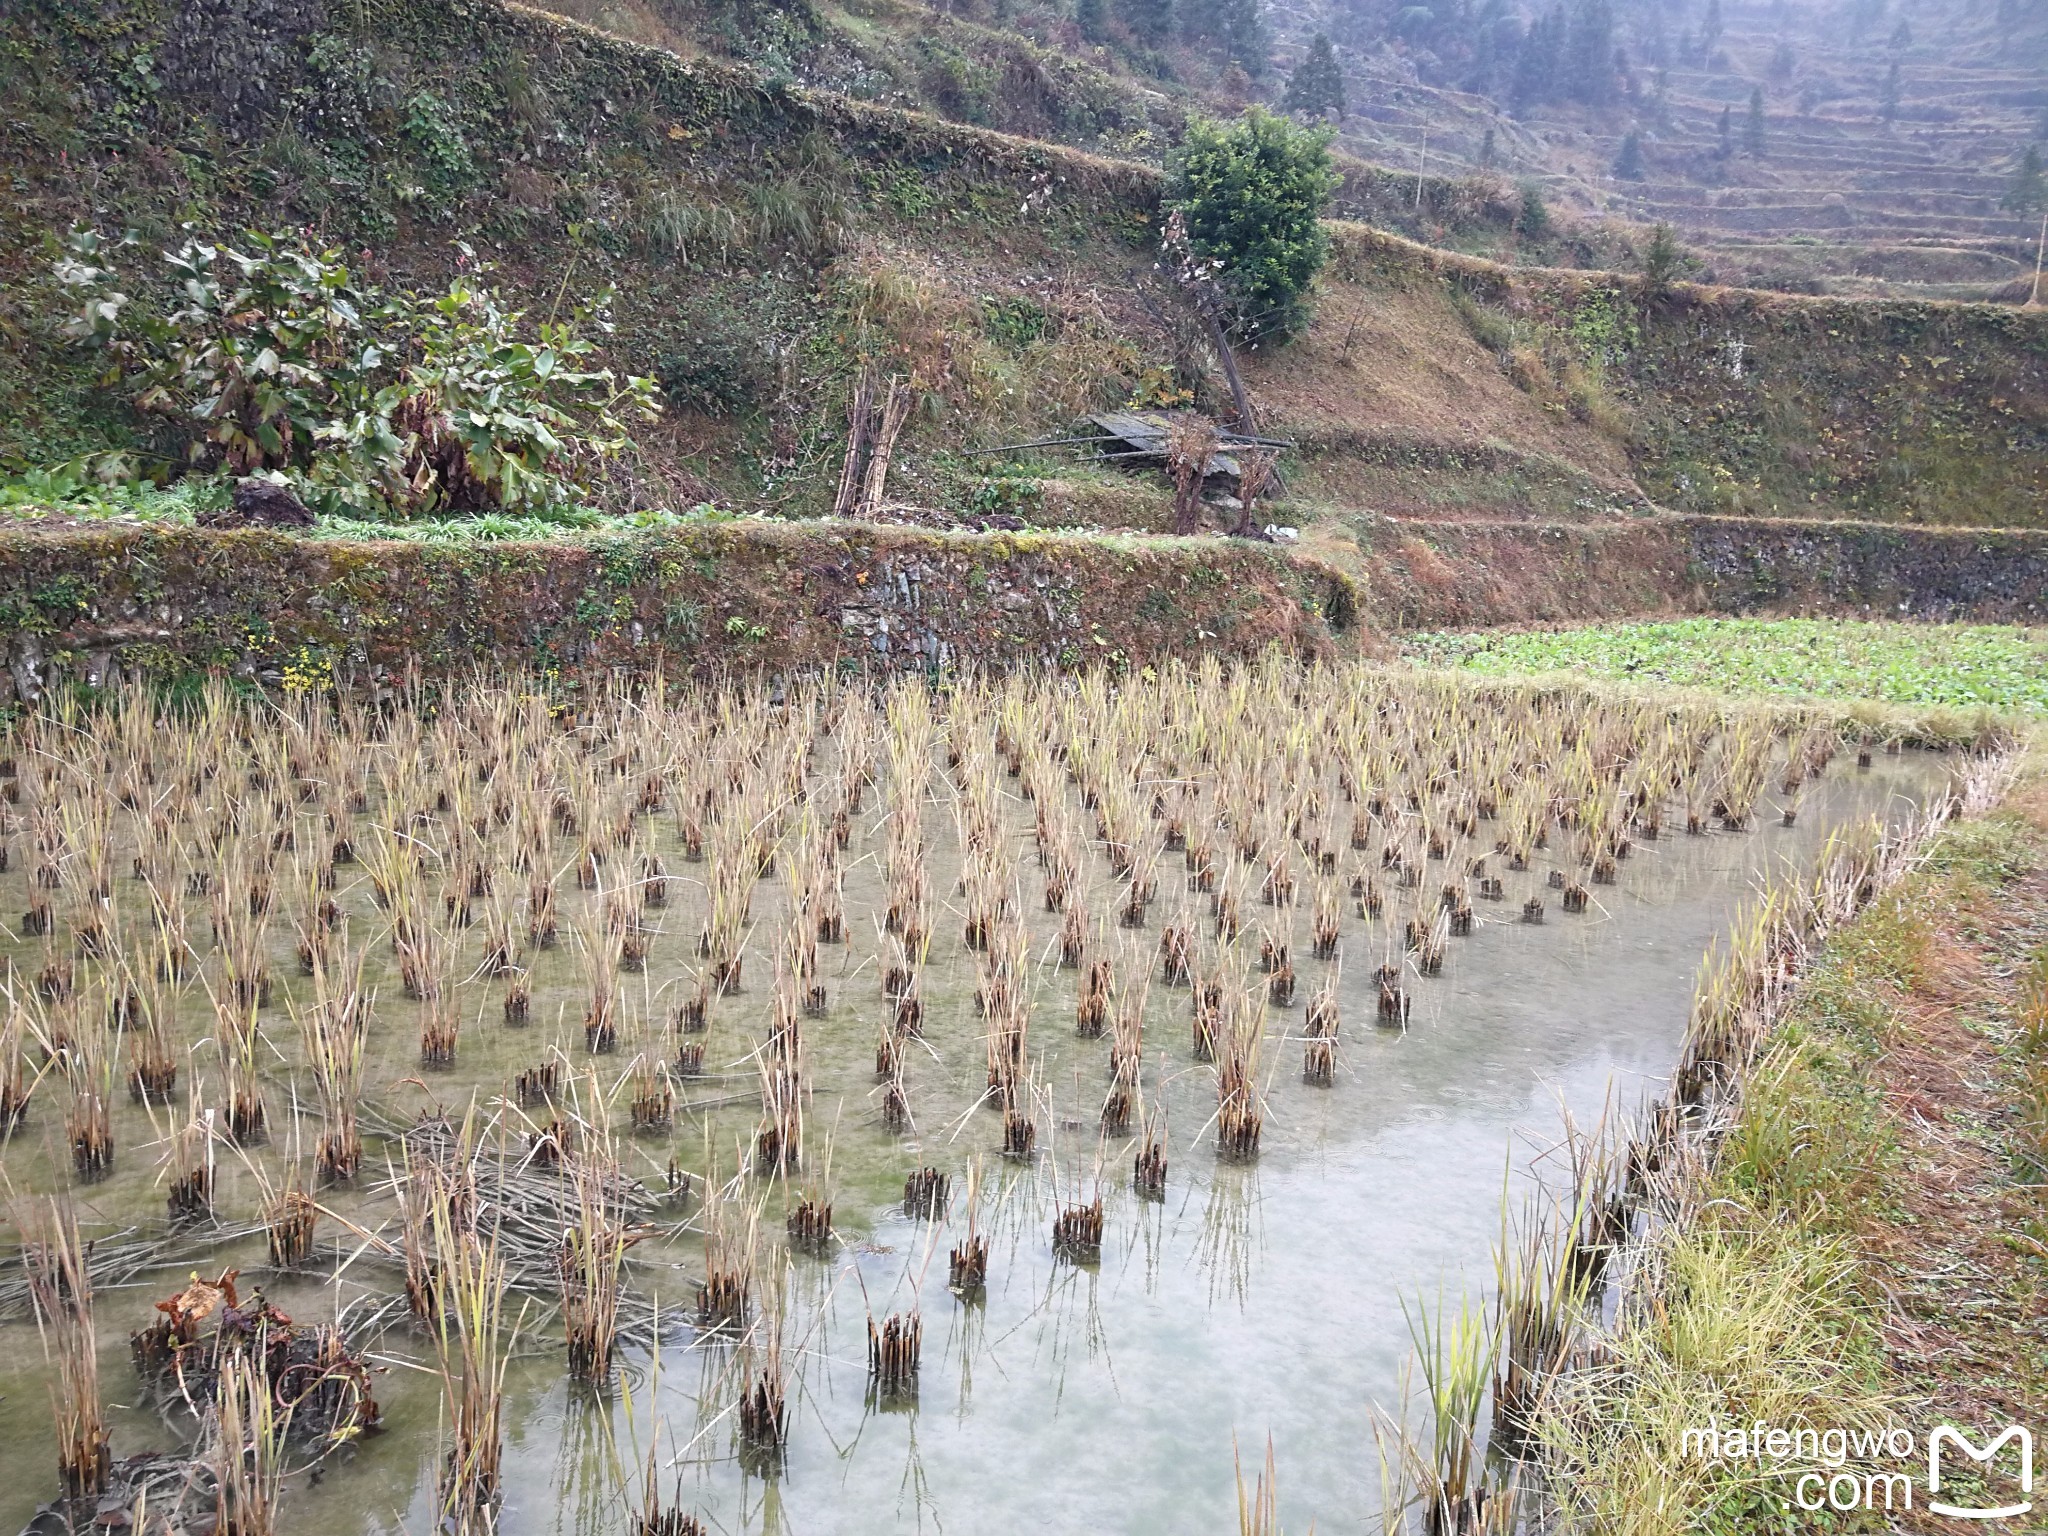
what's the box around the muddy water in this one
[0,751,1946,1536]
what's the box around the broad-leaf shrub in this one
[53,229,659,518]
[1166,107,1339,343]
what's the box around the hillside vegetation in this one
[2,0,2043,537]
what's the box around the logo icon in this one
[1928,1426,2034,1520]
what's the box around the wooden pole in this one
[832,370,875,519]
[858,378,915,517]
[1201,306,1257,433]
[2032,210,2046,308]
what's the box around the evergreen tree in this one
[1510,7,1566,112]
[1221,0,1268,77]
[1077,0,1109,42]
[1879,61,1900,121]
[1471,0,1524,94]
[1479,125,1498,167]
[1716,102,1732,155]
[1564,0,1616,104]
[1645,2,1670,68]
[1516,178,1551,239]
[1282,33,1346,119]
[1469,24,1499,93]
[2006,145,2047,215]
[1640,221,1684,295]
[1769,40,1794,79]
[1743,84,1766,154]
[1179,0,1219,46]
[1699,0,1722,56]
[1887,17,1911,49]
[1119,0,1174,44]
[1613,129,1646,179]
[1185,0,1267,76]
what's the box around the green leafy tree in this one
[1283,33,1346,119]
[1167,107,1339,342]
[2007,144,2047,215]
[1743,84,1766,155]
[1077,0,1109,43]
[52,229,658,518]
[1515,178,1552,239]
[1613,129,1646,180]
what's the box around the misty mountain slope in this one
[1274,0,2048,295]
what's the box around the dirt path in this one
[1860,780,2048,1531]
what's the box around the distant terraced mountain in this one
[1274,0,2048,297]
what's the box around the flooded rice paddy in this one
[0,663,1951,1535]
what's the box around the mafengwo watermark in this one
[1682,1419,2035,1519]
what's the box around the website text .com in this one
[1680,1420,2035,1519]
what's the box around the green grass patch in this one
[1539,803,2048,1536]
[1404,618,2048,713]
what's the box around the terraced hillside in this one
[1277,0,2048,298]
[2,0,2043,538]
[503,0,2048,296]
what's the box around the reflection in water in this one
[1193,1162,1264,1312]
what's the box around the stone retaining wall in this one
[0,522,1350,701]
[0,514,2035,702]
